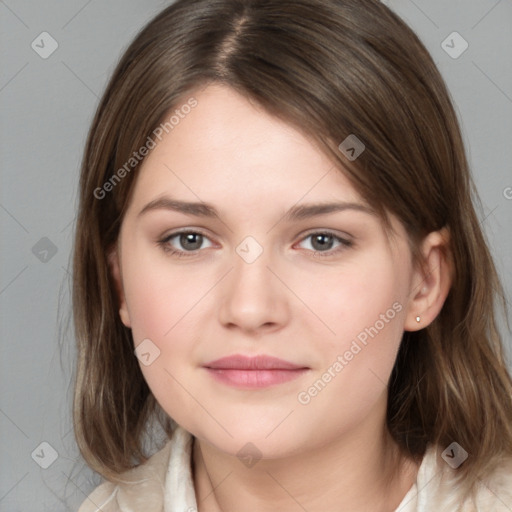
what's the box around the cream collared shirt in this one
[78,426,512,512]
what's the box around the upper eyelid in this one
[300,229,352,241]
[161,228,215,244]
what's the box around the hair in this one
[72,0,512,497]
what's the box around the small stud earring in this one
[415,316,421,323]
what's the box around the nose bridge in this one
[233,237,272,286]
[218,234,288,331]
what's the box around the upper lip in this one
[203,354,307,370]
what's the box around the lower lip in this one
[204,368,309,388]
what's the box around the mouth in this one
[202,354,310,389]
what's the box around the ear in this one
[404,227,452,331]
[107,243,131,328]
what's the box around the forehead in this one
[127,84,366,213]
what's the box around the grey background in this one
[1,0,511,510]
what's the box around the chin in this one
[189,417,311,461]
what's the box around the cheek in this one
[120,246,228,379]
[305,253,407,348]
[122,249,204,344]
[121,254,206,423]
[302,252,408,402]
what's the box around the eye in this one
[158,229,353,259]
[158,230,213,257]
[296,231,353,257]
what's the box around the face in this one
[112,84,420,459]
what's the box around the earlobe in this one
[107,244,132,328]
[404,227,452,331]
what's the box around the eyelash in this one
[157,229,353,259]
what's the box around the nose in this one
[217,242,290,335]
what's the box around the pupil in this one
[181,233,202,250]
[313,234,332,251]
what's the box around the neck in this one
[191,401,419,512]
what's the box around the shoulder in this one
[413,446,512,511]
[77,434,175,512]
[471,456,512,511]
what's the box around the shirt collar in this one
[162,426,439,512]
[163,425,197,512]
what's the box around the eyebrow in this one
[137,196,376,221]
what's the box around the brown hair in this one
[72,0,512,495]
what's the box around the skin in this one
[109,84,452,512]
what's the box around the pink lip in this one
[204,354,306,370]
[203,355,309,389]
